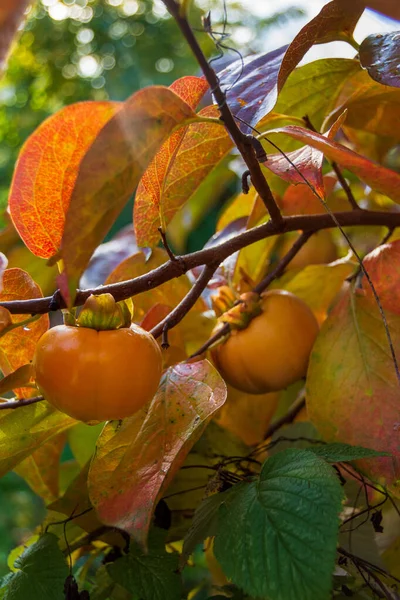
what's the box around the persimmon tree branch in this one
[0,395,43,410]
[150,263,217,340]
[2,210,400,316]
[161,0,283,225]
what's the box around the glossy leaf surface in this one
[307,290,400,494]
[88,360,226,546]
[360,32,400,88]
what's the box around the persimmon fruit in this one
[33,323,162,422]
[211,290,319,394]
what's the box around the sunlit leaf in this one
[266,124,400,203]
[328,69,400,143]
[217,0,363,131]
[280,174,338,216]
[9,102,119,259]
[271,261,355,324]
[15,431,67,504]
[362,240,400,315]
[58,86,199,305]
[0,401,75,478]
[0,269,49,396]
[134,76,209,248]
[68,422,104,467]
[360,31,400,88]
[0,0,33,74]
[214,449,344,600]
[88,360,226,546]
[307,289,400,495]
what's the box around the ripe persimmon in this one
[211,290,319,394]
[33,319,162,423]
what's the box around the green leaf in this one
[181,489,232,565]
[3,533,68,600]
[308,443,390,463]
[214,449,345,600]
[107,528,182,600]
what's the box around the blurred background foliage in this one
[0,0,304,573]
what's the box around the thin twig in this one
[0,395,43,410]
[254,231,313,295]
[262,390,306,440]
[161,0,283,224]
[150,263,217,339]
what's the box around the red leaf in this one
[307,289,400,494]
[58,86,198,305]
[263,112,347,197]
[362,240,400,315]
[88,360,226,546]
[266,124,400,202]
[9,101,119,259]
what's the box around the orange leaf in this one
[362,240,400,315]
[135,105,232,248]
[0,0,32,74]
[88,360,226,545]
[280,174,338,216]
[0,269,49,394]
[307,289,400,495]
[266,125,400,203]
[58,86,198,305]
[9,101,119,259]
[134,76,209,248]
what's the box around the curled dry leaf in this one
[88,360,226,547]
[307,288,400,495]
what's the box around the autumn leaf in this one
[135,105,232,248]
[88,360,226,546]
[0,269,48,397]
[0,0,32,74]
[15,432,67,504]
[360,32,400,88]
[217,0,363,132]
[362,240,400,315]
[364,1,400,21]
[9,101,120,259]
[0,363,34,395]
[134,76,209,248]
[306,288,400,495]
[265,124,400,203]
[0,401,75,478]
[58,86,200,305]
